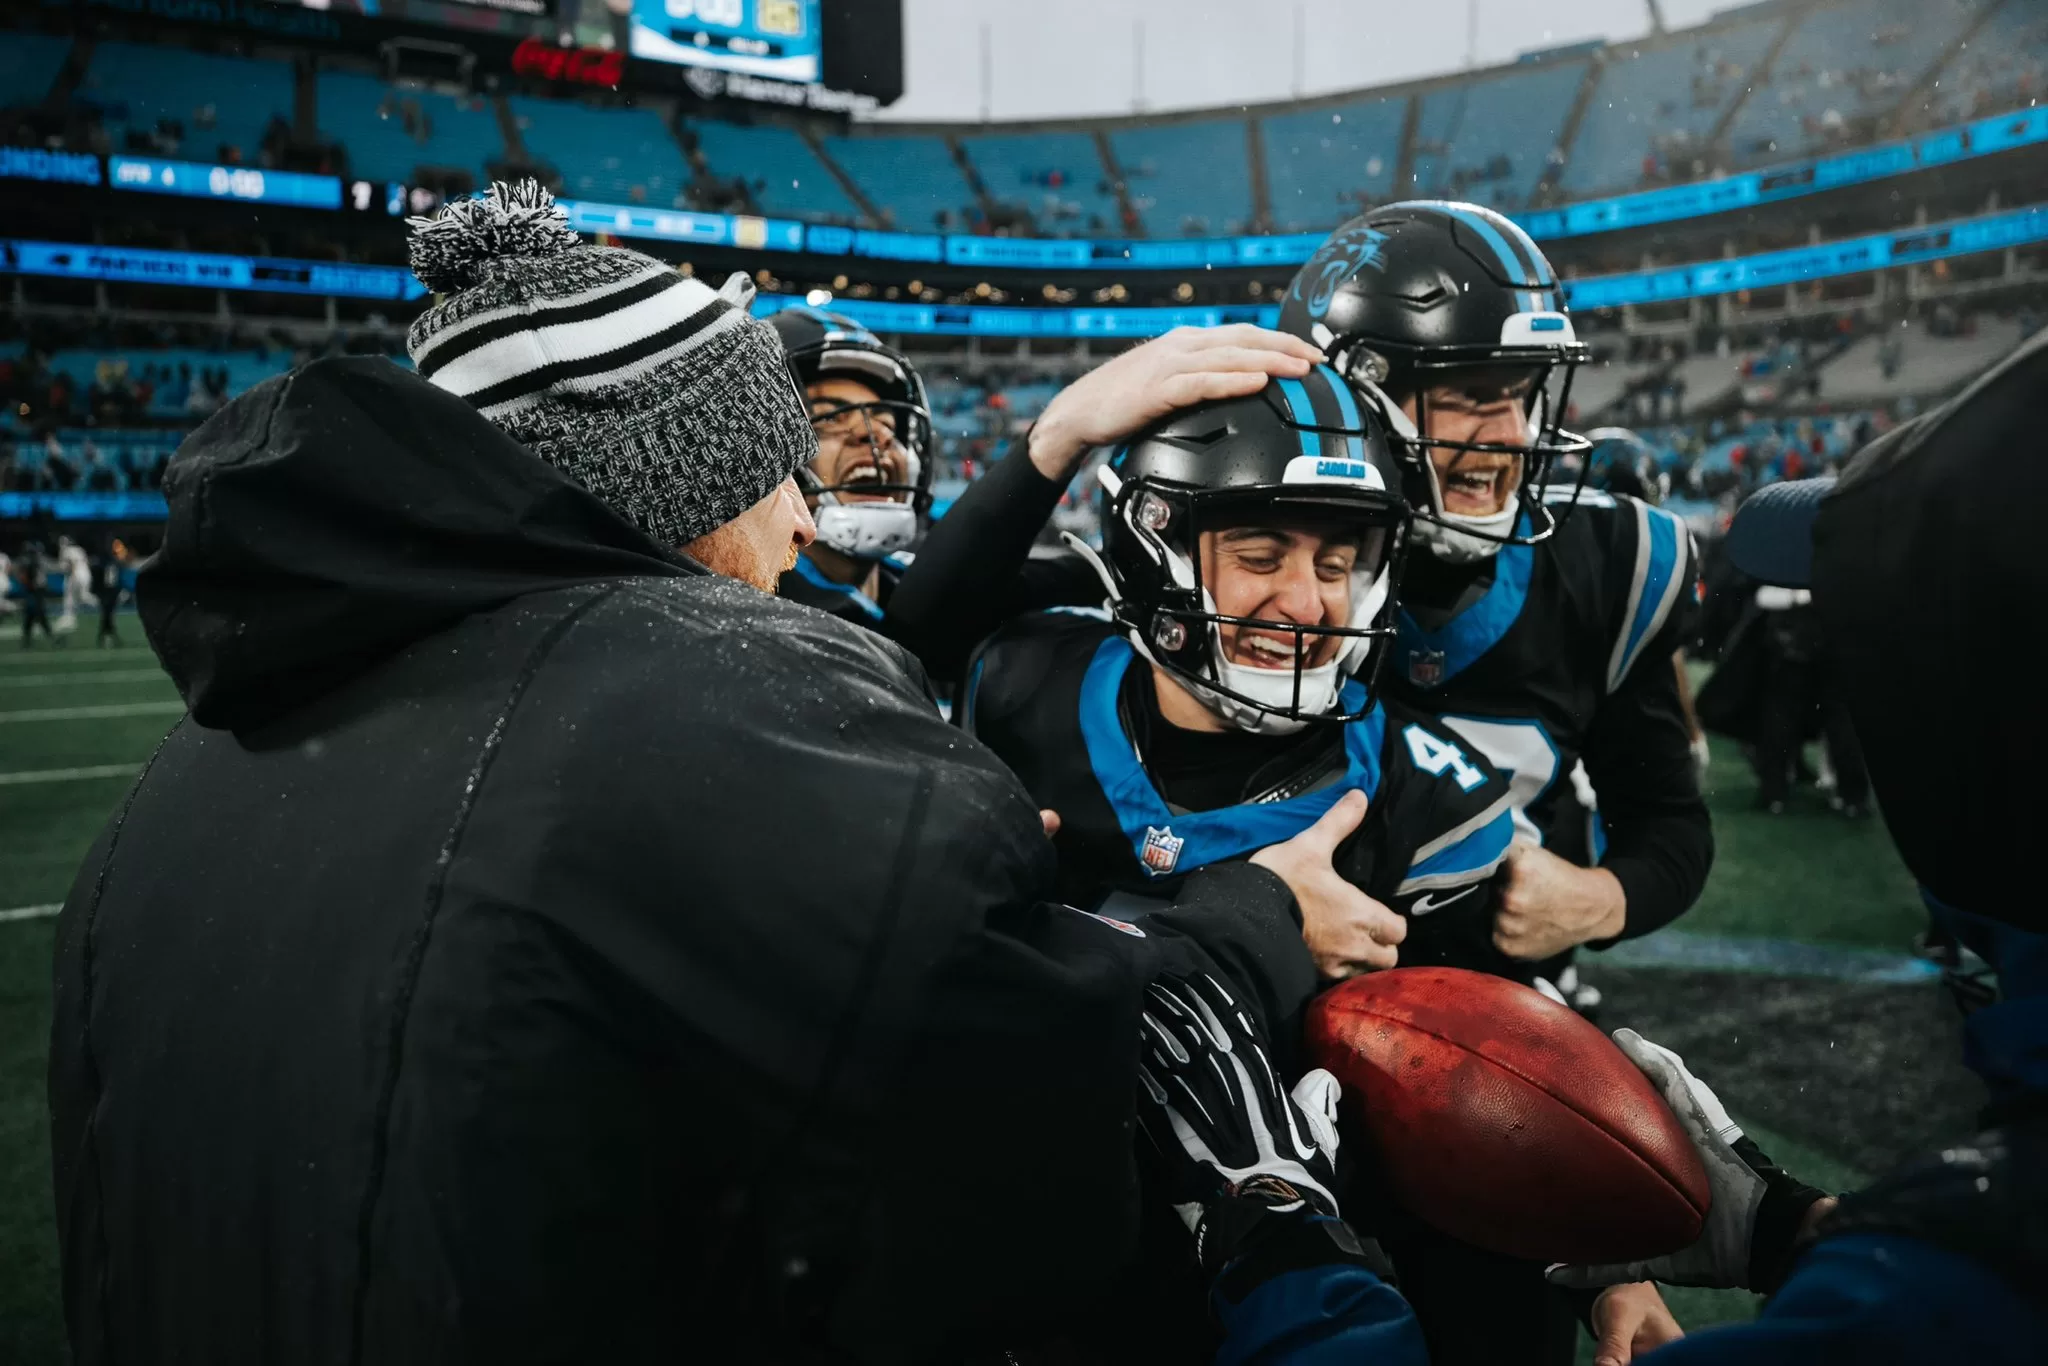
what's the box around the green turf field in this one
[0,630,1950,1359]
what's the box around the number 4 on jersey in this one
[1403,724,1487,792]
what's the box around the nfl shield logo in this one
[1408,648,1447,688]
[1140,825,1185,876]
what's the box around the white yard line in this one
[0,670,167,688]
[0,904,61,924]
[0,702,185,723]
[0,651,149,668]
[0,763,140,786]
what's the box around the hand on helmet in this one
[1030,326,1326,481]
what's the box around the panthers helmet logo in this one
[1292,222,1391,321]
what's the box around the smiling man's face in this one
[807,376,907,504]
[1197,521,1364,672]
[1398,369,1540,517]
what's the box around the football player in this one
[961,366,1523,986]
[955,366,1679,1362]
[1271,204,1712,995]
[766,307,934,630]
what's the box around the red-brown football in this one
[1306,966,1711,1264]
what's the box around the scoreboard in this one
[630,0,823,83]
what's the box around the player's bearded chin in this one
[1437,450,1520,516]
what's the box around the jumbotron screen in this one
[630,0,822,81]
[268,0,824,83]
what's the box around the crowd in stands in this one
[6,0,2044,245]
[0,320,414,494]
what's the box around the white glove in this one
[1546,1028,1764,1289]
[1691,733,1713,773]
[1136,973,1342,1231]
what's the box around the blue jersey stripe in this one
[960,654,987,732]
[1614,506,1682,687]
[1398,806,1514,891]
[1394,514,1534,686]
[793,552,884,620]
[1078,636,1384,875]
[1277,376,1322,459]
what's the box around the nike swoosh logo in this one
[1410,885,1478,916]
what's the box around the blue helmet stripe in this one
[1429,202,1544,315]
[1277,376,1322,459]
[1319,364,1367,463]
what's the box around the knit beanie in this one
[404,180,815,547]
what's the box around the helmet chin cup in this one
[1414,511,1516,563]
[812,499,917,559]
[1206,658,1341,736]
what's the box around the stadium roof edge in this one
[852,0,1793,136]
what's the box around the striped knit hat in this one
[404,180,815,547]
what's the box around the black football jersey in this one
[1382,489,1701,873]
[962,609,1534,981]
[776,548,910,631]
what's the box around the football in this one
[1307,967,1712,1264]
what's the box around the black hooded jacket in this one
[46,359,1315,1365]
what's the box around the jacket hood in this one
[140,356,696,729]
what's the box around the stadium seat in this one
[1724,0,1982,164]
[1109,120,1254,238]
[509,97,689,207]
[820,131,975,232]
[81,42,295,166]
[0,32,70,109]
[1562,17,1781,195]
[1261,95,1407,233]
[684,118,861,222]
[1410,57,1589,212]
[962,131,1124,236]
[316,70,505,188]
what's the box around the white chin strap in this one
[812,498,917,559]
[1414,506,1517,564]
[1207,657,1343,737]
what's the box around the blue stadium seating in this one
[1922,0,2047,123]
[43,349,289,418]
[81,42,295,166]
[510,97,687,206]
[821,132,974,231]
[1111,120,1253,237]
[316,71,505,187]
[1410,58,1589,212]
[1261,95,1407,233]
[685,118,860,221]
[1562,17,1782,194]
[0,33,70,108]
[1725,0,1983,162]
[961,131,1123,235]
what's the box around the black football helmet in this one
[767,306,935,559]
[1081,365,1409,734]
[1278,201,1592,558]
[1571,427,1667,504]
